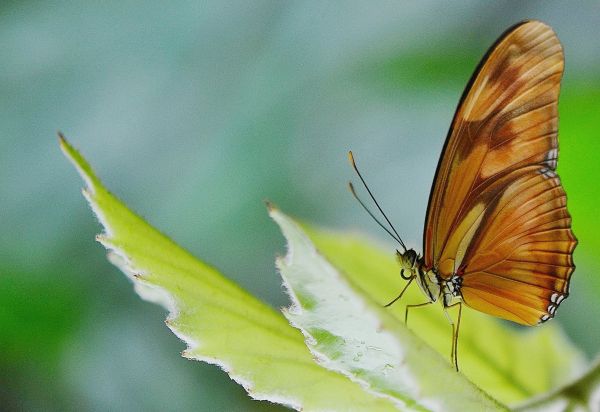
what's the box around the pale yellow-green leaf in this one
[302,226,585,406]
[59,135,400,411]
[270,207,506,411]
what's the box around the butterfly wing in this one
[423,20,577,325]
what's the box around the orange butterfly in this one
[349,20,576,371]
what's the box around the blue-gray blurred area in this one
[1,1,599,410]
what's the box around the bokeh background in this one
[2,1,599,410]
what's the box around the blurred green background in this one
[1,1,599,410]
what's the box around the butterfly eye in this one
[405,249,417,267]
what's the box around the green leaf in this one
[59,135,400,411]
[301,226,585,406]
[270,207,505,411]
[514,357,600,412]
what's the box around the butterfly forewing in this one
[423,20,576,325]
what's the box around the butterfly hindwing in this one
[423,20,576,325]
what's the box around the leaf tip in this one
[59,133,101,193]
[58,132,80,165]
[57,130,66,144]
[264,199,277,213]
[58,131,73,158]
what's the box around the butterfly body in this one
[397,249,462,307]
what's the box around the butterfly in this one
[348,20,576,371]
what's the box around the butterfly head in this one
[397,249,420,280]
[397,249,441,302]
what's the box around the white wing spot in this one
[546,148,558,160]
[539,167,557,179]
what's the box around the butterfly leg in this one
[384,276,415,307]
[405,301,434,326]
[443,301,462,371]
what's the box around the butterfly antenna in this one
[348,151,407,252]
[348,182,402,245]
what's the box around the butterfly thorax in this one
[397,249,463,307]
